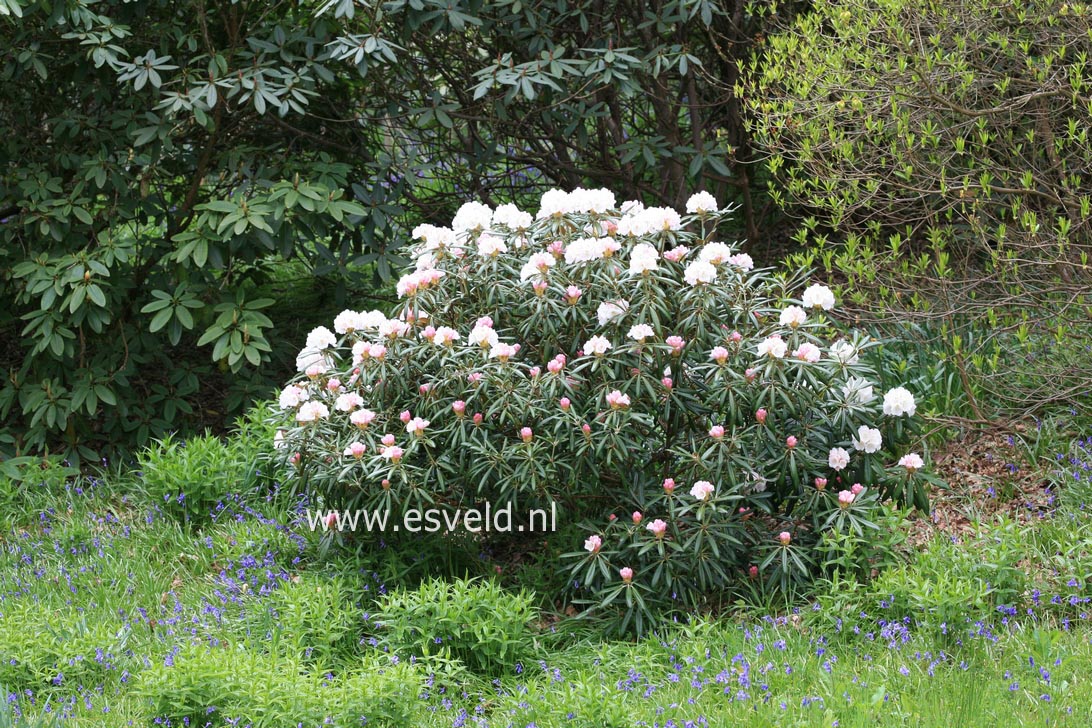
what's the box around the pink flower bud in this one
[325,512,338,529]
[619,567,634,583]
[347,442,366,459]
[399,410,412,423]
[786,435,798,449]
[709,425,725,439]
[663,478,676,494]
[381,434,396,447]
[662,377,673,389]
[851,483,864,495]
[564,285,582,304]
[289,452,301,466]
[778,531,792,546]
[381,478,391,490]
[559,397,571,411]
[666,335,685,354]
[529,366,541,378]
[305,365,323,379]
[468,372,483,384]
[452,400,466,416]
[421,325,437,341]
[730,330,742,343]
[756,408,767,424]
[632,511,642,525]
[326,378,341,392]
[815,477,828,490]
[476,316,494,329]
[608,513,617,522]
[646,519,668,538]
[473,413,483,425]
[520,427,533,443]
[548,240,565,258]
[581,423,592,436]
[533,280,548,296]
[838,490,855,508]
[745,367,757,382]
[419,383,431,395]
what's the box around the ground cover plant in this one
[0,426,1089,725]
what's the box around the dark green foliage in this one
[1,0,802,458]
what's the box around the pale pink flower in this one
[802,283,836,311]
[559,397,571,411]
[606,390,631,409]
[778,531,792,546]
[529,366,541,378]
[520,427,533,443]
[381,433,396,447]
[468,372,483,385]
[619,567,634,583]
[851,483,864,495]
[583,335,613,356]
[793,342,821,362]
[709,425,725,439]
[662,245,690,262]
[564,285,582,304]
[452,400,467,416]
[815,477,828,490]
[399,410,412,423]
[628,324,655,342]
[728,253,754,271]
[710,346,729,364]
[433,326,460,346]
[756,335,787,358]
[367,343,387,360]
[584,534,602,553]
[899,452,924,471]
[828,447,850,471]
[335,392,364,412]
[295,401,329,423]
[686,191,718,214]
[646,519,668,538]
[729,330,742,343]
[663,478,676,494]
[581,423,592,435]
[532,280,548,296]
[406,417,430,436]
[305,364,325,379]
[279,384,308,410]
[380,445,404,463]
[490,342,519,361]
[786,435,798,449]
[661,377,673,389]
[473,413,484,425]
[632,511,642,525]
[325,378,341,392]
[690,481,715,501]
[838,490,855,508]
[350,409,376,429]
[665,335,685,354]
[343,442,367,459]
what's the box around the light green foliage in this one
[137,432,256,524]
[744,0,1092,418]
[373,577,538,675]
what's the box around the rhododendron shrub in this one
[272,188,937,630]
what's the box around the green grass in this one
[1,423,1091,726]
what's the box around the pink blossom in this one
[786,435,798,449]
[344,442,366,459]
[851,483,864,495]
[756,408,767,424]
[350,409,377,429]
[748,565,759,579]
[689,480,715,501]
[778,531,792,546]
[452,400,467,416]
[289,452,301,466]
[838,490,855,508]
[533,280,548,296]
[564,285,582,304]
[559,397,571,411]
[381,433,396,447]
[619,567,634,583]
[406,417,430,436]
[745,367,757,382]
[646,519,668,538]
[305,364,324,379]
[476,316,494,329]
[548,240,565,258]
[662,377,673,389]
[632,511,642,525]
[793,342,822,363]
[325,512,338,529]
[710,346,729,364]
[399,410,412,423]
[380,445,404,463]
[468,372,483,384]
[581,423,592,435]
[663,478,676,494]
[421,325,437,341]
[520,427,533,443]
[606,390,631,409]
[665,335,685,354]
[730,330,742,343]
[899,452,925,471]
[368,343,387,359]
[815,477,828,490]
[326,378,341,392]
[529,366,541,378]
[709,425,725,439]
[584,534,602,553]
[419,383,431,395]
[473,413,483,425]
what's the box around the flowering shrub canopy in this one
[273,188,936,631]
